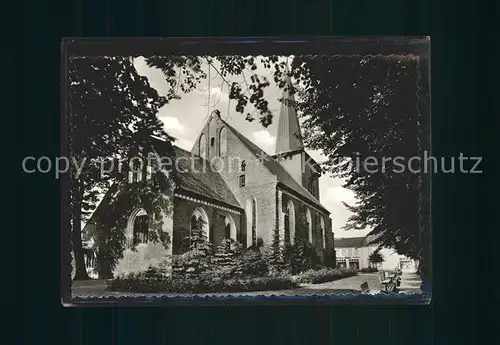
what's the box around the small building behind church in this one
[81,79,335,278]
[334,235,418,272]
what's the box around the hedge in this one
[296,268,357,284]
[359,267,379,273]
[106,271,298,294]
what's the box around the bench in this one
[379,271,400,293]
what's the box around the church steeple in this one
[275,68,303,155]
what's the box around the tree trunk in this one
[72,180,90,281]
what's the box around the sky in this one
[133,56,369,239]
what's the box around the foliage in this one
[171,250,212,279]
[323,247,337,268]
[368,250,385,265]
[169,217,215,279]
[292,55,431,283]
[106,272,298,294]
[184,217,213,254]
[68,56,176,280]
[209,238,244,279]
[264,227,287,274]
[289,238,316,274]
[296,268,358,284]
[359,267,379,273]
[146,56,292,127]
[232,248,269,278]
[158,236,268,281]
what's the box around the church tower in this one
[274,71,321,201]
[275,74,304,154]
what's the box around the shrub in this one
[263,228,288,274]
[359,267,379,273]
[208,238,243,279]
[296,268,357,284]
[290,239,315,274]
[106,273,299,293]
[171,249,212,279]
[232,248,269,278]
[368,250,384,266]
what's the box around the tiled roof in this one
[221,119,330,215]
[83,139,242,232]
[334,236,367,248]
[171,145,241,210]
[149,137,241,209]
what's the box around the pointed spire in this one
[275,60,303,154]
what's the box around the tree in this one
[264,227,286,274]
[289,239,315,274]
[68,56,204,280]
[145,56,293,127]
[292,55,430,283]
[172,218,213,279]
[368,250,385,268]
[210,238,243,278]
[184,217,213,255]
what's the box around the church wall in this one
[280,151,321,202]
[302,154,321,200]
[281,191,333,265]
[172,196,243,253]
[191,113,223,160]
[325,217,335,265]
[279,153,303,185]
[191,113,277,248]
[301,161,319,201]
[281,194,299,242]
[112,195,174,277]
[188,112,329,256]
[312,210,332,263]
[220,128,278,247]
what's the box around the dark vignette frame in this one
[61,36,431,307]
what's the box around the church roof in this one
[151,138,242,210]
[171,146,241,210]
[220,119,330,215]
[82,139,243,232]
[275,75,304,154]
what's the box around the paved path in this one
[300,273,383,292]
[72,272,421,298]
[398,271,422,293]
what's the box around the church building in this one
[81,79,335,277]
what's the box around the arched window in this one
[306,208,312,243]
[285,200,296,244]
[208,117,216,157]
[199,134,207,159]
[126,208,149,247]
[224,215,236,240]
[219,127,227,157]
[190,207,209,246]
[246,198,257,247]
[320,216,326,249]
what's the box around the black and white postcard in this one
[60,37,431,305]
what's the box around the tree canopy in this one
[295,56,429,282]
